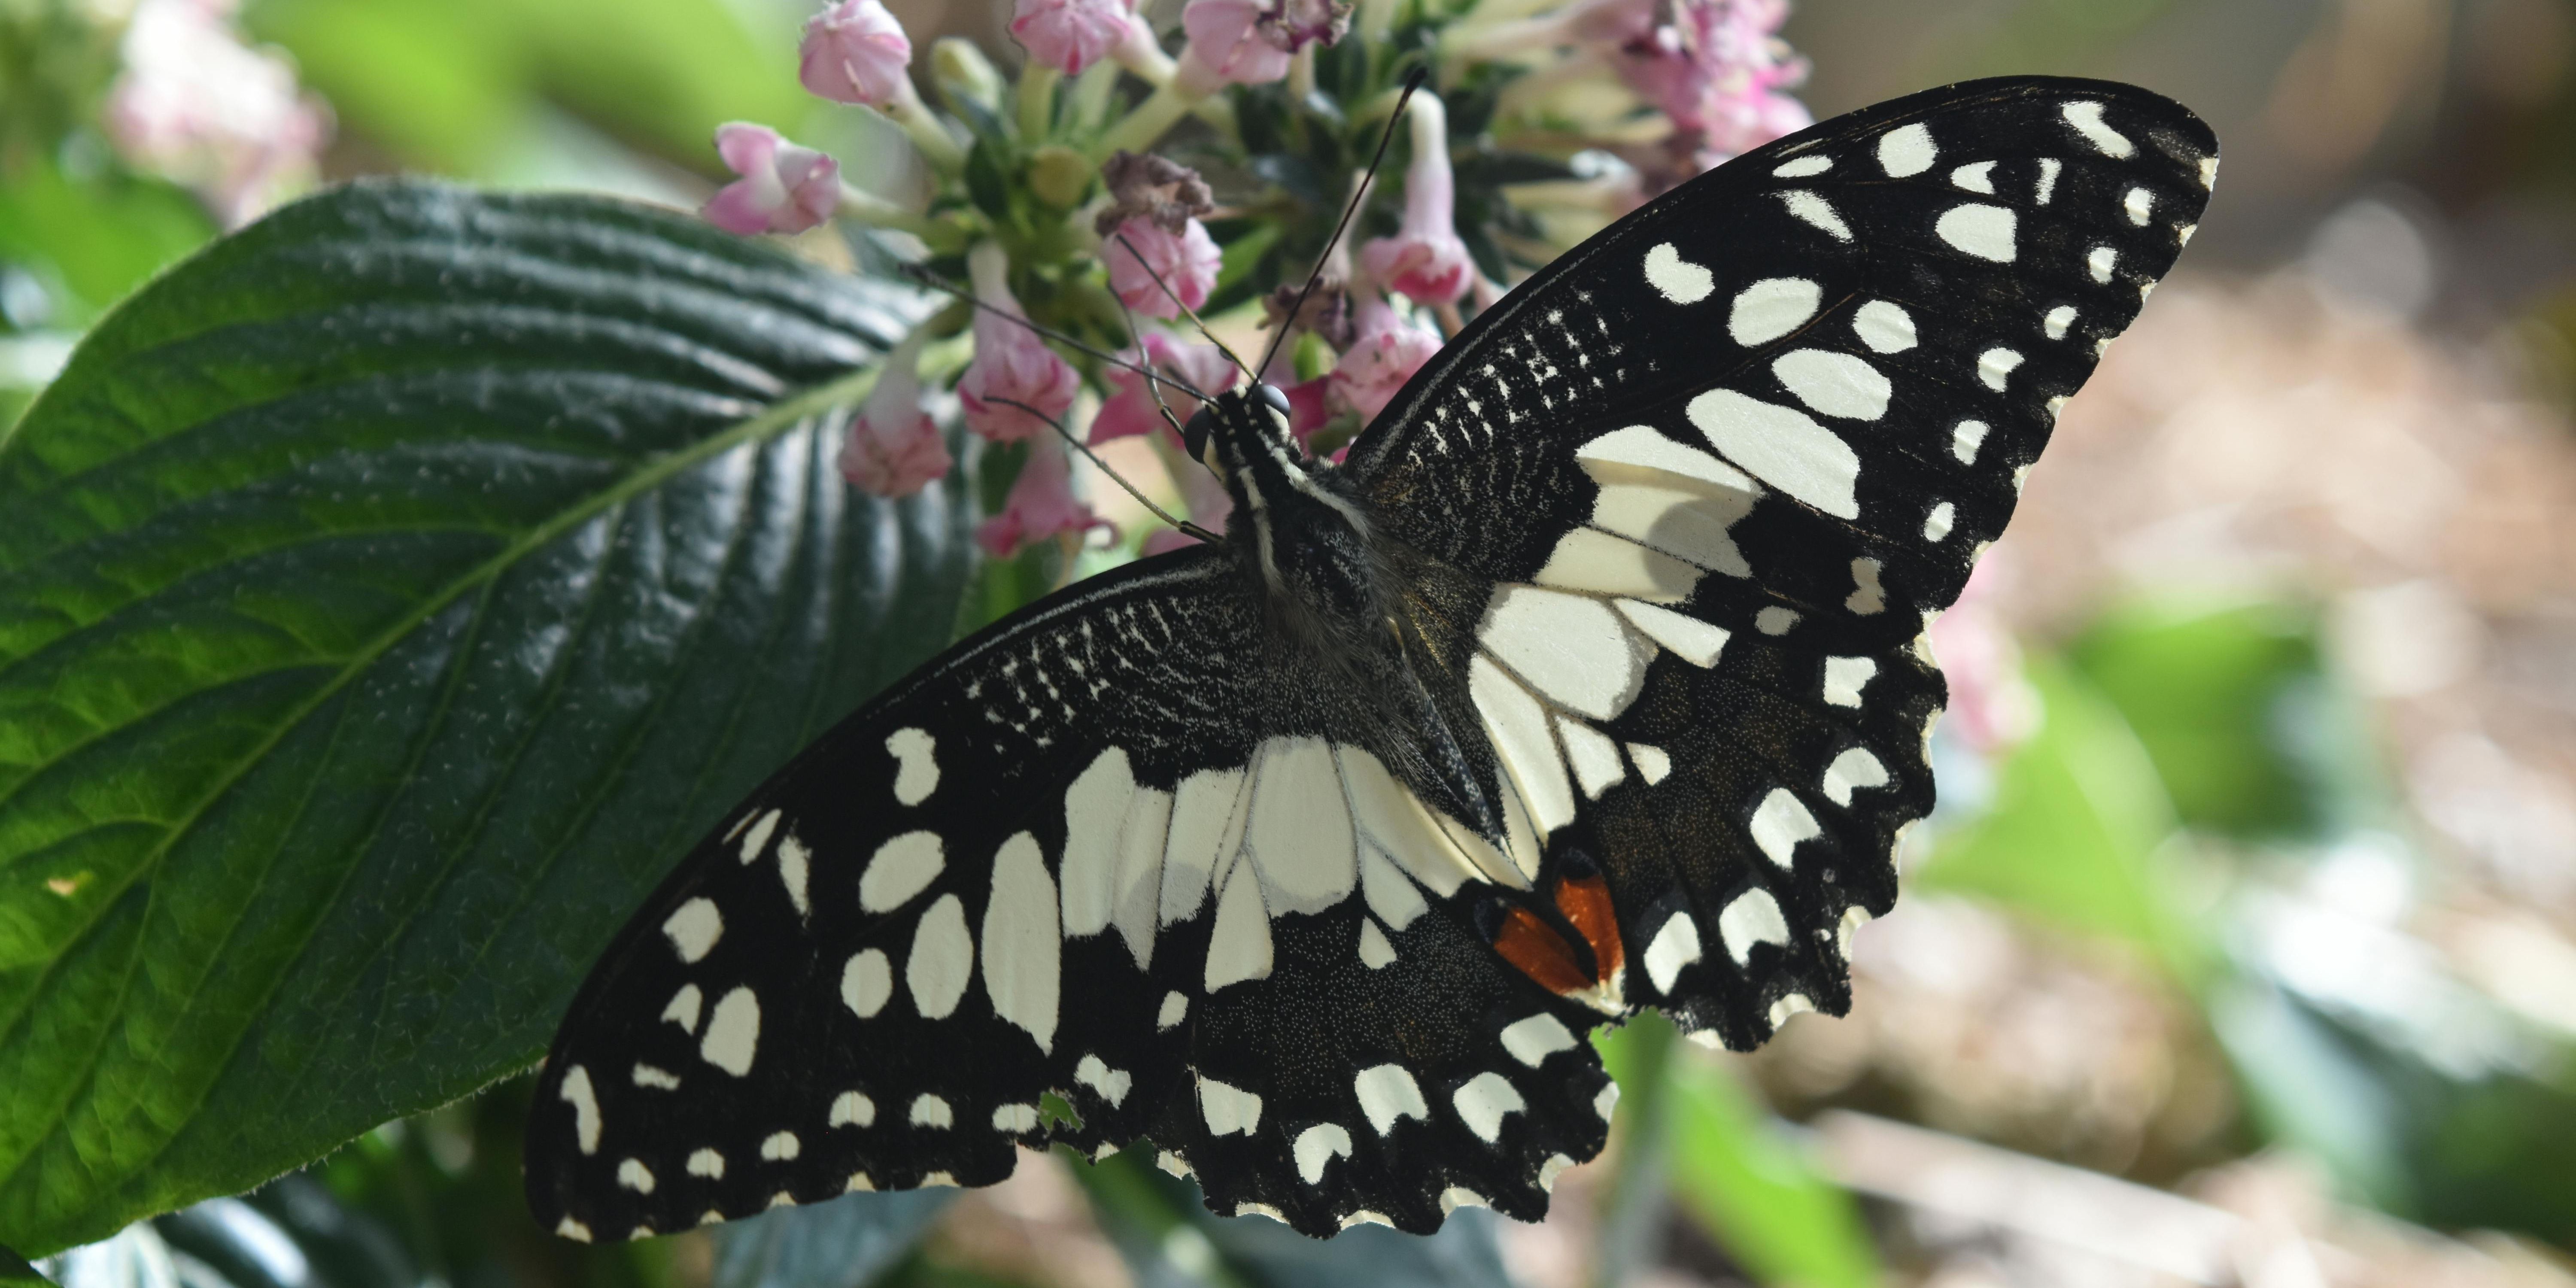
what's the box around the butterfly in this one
[525,75,2216,1241]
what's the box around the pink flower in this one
[1925,560,2039,755]
[104,0,331,228]
[1330,294,1441,423]
[838,334,953,497]
[1092,333,1239,444]
[1358,94,1473,307]
[978,438,1113,557]
[704,123,841,235]
[1010,0,1135,75]
[1605,0,1808,162]
[800,0,913,108]
[1106,216,1222,320]
[1281,375,1334,445]
[1174,0,1348,91]
[957,243,1082,442]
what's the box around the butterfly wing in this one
[1345,76,2216,1045]
[527,548,1612,1239]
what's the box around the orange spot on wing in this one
[1556,874,1625,984]
[1494,908,1591,995]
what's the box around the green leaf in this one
[0,1243,50,1288]
[0,180,971,1254]
[2067,598,2333,838]
[1598,1018,1880,1288]
[713,1192,955,1288]
[1914,658,2204,982]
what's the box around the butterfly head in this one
[1180,382,1297,480]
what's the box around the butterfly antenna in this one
[900,265,1215,402]
[1256,65,1428,376]
[1110,229,1260,388]
[984,395,1222,545]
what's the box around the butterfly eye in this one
[1255,383,1292,417]
[1181,405,1215,462]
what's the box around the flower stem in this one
[887,78,967,175]
[835,184,941,238]
[1095,81,1201,158]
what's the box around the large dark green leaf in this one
[0,180,970,1254]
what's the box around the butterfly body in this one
[528,76,2218,1241]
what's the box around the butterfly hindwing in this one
[1346,77,2214,1048]
[528,550,1614,1239]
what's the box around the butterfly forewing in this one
[531,76,2215,1241]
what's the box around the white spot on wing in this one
[1627,743,1672,784]
[1453,1072,1526,1143]
[1936,204,2017,261]
[1877,122,1935,176]
[556,1218,592,1242]
[687,1149,724,1178]
[662,898,722,963]
[1556,714,1627,800]
[1204,854,1273,990]
[1728,277,1822,347]
[1823,656,1877,708]
[2036,157,2062,204]
[841,948,892,1018]
[1852,300,1916,353]
[2087,245,2118,283]
[2044,304,2077,340]
[1923,501,1955,542]
[860,831,944,912]
[1846,558,1886,615]
[1614,598,1728,666]
[1246,736,1357,914]
[1952,420,1990,463]
[2124,185,2155,225]
[738,809,780,862]
[983,831,1060,1053]
[1157,991,1189,1030]
[701,987,761,1075]
[1501,1013,1577,1066]
[829,1091,875,1127]
[1199,1075,1263,1136]
[1595,1082,1621,1121]
[906,893,973,1018]
[992,1103,1041,1133]
[887,728,938,804]
[1718,888,1791,964]
[1823,747,1890,806]
[761,1131,800,1160]
[1469,656,1576,843]
[632,1063,680,1090]
[1479,586,1650,721]
[1977,347,2023,391]
[661,984,702,1033]
[617,1159,655,1193]
[1355,1063,1430,1135]
[1770,993,1817,1028]
[1686,389,1859,519]
[1780,190,1852,240]
[910,1094,952,1128]
[1294,1124,1354,1184]
[1756,606,1798,635]
[1773,349,1891,420]
[2062,101,2134,156]
[1059,748,1136,938]
[1358,917,1397,967]
[1077,1054,1133,1106]
[1643,913,1701,992]
[559,1066,600,1154]
[1160,766,1246,923]
[775,833,811,918]
[1772,154,1831,178]
[1643,243,1714,304]
[1750,790,1821,866]
[1949,161,1995,193]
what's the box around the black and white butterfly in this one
[526,76,2216,1241]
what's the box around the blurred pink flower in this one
[1174,0,1348,91]
[1010,0,1134,75]
[1358,94,1473,307]
[978,438,1113,557]
[1604,0,1808,163]
[1282,375,1333,445]
[104,0,331,228]
[838,334,952,497]
[800,0,913,108]
[957,244,1082,442]
[1330,294,1441,422]
[1106,216,1222,320]
[1092,333,1239,444]
[1926,561,2040,755]
[704,123,841,235]
[1142,462,1234,555]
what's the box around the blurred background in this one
[7,0,2576,1285]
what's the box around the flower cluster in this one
[697,0,1807,558]
[103,0,333,228]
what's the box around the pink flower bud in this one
[800,0,913,108]
[1009,0,1135,76]
[704,123,840,235]
[977,438,1114,557]
[1177,0,1291,86]
[1091,332,1239,445]
[1330,295,1441,423]
[957,244,1082,442]
[1358,94,1473,307]
[838,334,954,497]
[1604,0,1807,163]
[1106,216,1222,321]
